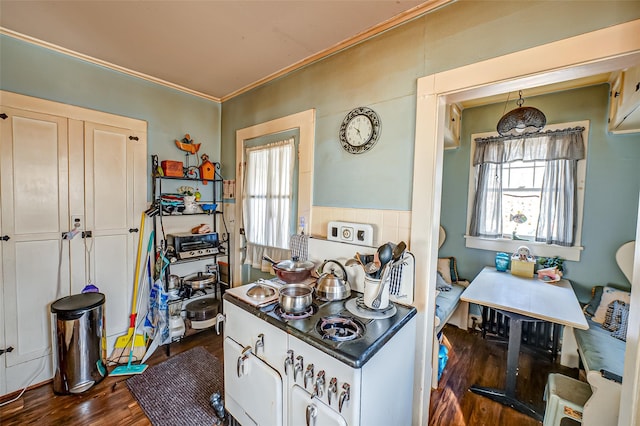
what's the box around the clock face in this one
[339,107,381,154]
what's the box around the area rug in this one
[127,346,224,426]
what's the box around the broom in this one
[110,282,149,376]
[109,212,150,364]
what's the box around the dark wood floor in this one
[1,324,579,426]
[0,329,224,426]
[429,325,579,426]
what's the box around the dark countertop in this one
[223,291,416,368]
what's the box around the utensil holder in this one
[364,275,391,310]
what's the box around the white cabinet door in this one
[290,384,347,426]
[0,107,70,393]
[224,337,284,425]
[83,122,147,351]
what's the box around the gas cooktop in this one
[224,287,416,368]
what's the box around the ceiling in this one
[0,0,451,102]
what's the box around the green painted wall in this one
[440,84,640,301]
[221,1,640,210]
[0,35,221,201]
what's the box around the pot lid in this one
[185,297,219,320]
[247,283,276,299]
[276,256,315,272]
[183,272,215,286]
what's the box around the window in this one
[465,121,589,261]
[502,160,545,239]
[243,137,296,267]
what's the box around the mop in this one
[110,274,149,375]
[109,212,151,363]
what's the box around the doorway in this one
[410,20,640,426]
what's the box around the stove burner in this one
[345,297,397,320]
[274,304,318,320]
[355,297,394,314]
[316,315,365,342]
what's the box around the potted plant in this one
[537,256,565,272]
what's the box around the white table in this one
[460,266,588,421]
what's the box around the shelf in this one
[151,153,230,356]
[154,174,219,182]
[171,252,226,265]
[161,211,219,216]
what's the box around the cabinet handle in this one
[129,136,139,141]
[0,346,14,355]
[305,404,317,426]
[254,333,264,355]
[338,383,350,413]
[129,228,139,233]
[0,113,7,120]
[284,350,294,375]
[294,355,304,382]
[1,235,9,241]
[237,346,252,377]
[304,364,314,389]
[327,377,338,406]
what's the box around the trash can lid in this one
[51,292,105,315]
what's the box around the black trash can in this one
[51,292,107,394]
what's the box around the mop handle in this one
[129,230,155,328]
[130,212,147,315]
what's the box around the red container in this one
[161,160,183,177]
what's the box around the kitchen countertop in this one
[223,290,417,368]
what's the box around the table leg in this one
[470,312,543,421]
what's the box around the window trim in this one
[464,120,589,261]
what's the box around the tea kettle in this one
[315,260,350,301]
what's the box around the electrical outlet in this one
[71,215,84,230]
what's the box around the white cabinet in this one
[224,337,284,426]
[609,65,640,134]
[0,92,147,396]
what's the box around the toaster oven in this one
[167,232,219,260]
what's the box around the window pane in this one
[501,160,542,239]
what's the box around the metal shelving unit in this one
[150,154,230,355]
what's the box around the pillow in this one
[583,285,604,317]
[437,257,459,283]
[603,300,626,331]
[611,302,630,341]
[436,271,452,291]
[592,286,631,324]
[437,258,452,283]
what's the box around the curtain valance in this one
[473,127,585,166]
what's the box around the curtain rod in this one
[475,126,585,144]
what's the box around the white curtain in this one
[243,138,295,269]
[470,127,585,246]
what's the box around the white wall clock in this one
[339,106,381,154]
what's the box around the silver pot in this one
[278,283,313,313]
[316,260,351,301]
[182,272,216,290]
